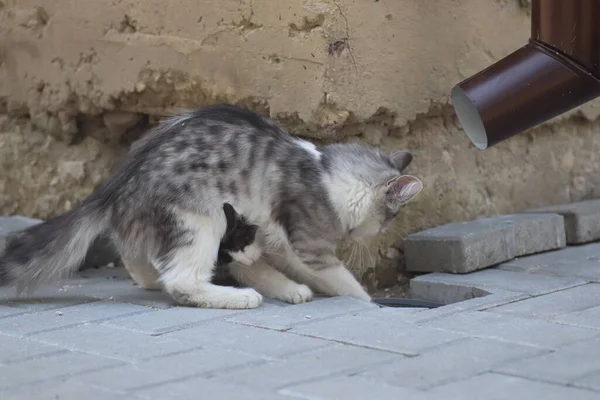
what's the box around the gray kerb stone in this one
[525,199,600,244]
[0,215,119,270]
[404,213,565,274]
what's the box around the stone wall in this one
[2,0,600,288]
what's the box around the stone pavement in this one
[1,244,600,400]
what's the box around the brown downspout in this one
[451,0,600,149]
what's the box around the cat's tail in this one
[0,197,110,293]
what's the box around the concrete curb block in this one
[405,213,565,274]
[524,199,600,244]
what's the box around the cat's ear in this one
[222,203,237,231]
[390,151,413,171]
[386,175,423,206]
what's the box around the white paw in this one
[279,283,313,304]
[231,243,262,266]
[223,288,263,309]
[245,243,262,263]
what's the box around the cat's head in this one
[339,149,423,239]
[219,203,262,266]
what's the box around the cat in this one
[124,202,261,290]
[0,104,423,309]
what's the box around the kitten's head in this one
[329,147,423,239]
[219,203,262,266]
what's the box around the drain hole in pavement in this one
[372,298,443,309]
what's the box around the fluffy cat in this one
[125,202,261,290]
[0,104,423,309]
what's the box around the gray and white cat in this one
[129,202,261,290]
[0,104,423,309]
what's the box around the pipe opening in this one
[451,86,488,150]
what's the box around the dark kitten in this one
[217,203,260,267]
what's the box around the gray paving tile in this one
[0,304,26,319]
[210,344,400,390]
[488,283,600,318]
[401,292,532,324]
[226,296,377,330]
[404,218,516,273]
[411,269,586,304]
[428,372,599,400]
[280,375,426,400]
[0,334,64,364]
[423,310,600,349]
[103,305,244,334]
[512,242,600,263]
[164,320,329,358]
[74,347,261,391]
[0,351,121,390]
[358,337,543,390]
[30,323,197,362]
[3,381,133,400]
[494,337,600,385]
[135,376,291,400]
[554,304,600,330]
[526,199,600,244]
[291,308,465,355]
[0,301,153,335]
[574,370,600,392]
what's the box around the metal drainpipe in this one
[451,0,600,149]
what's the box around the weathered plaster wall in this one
[2,0,600,288]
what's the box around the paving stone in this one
[0,350,121,390]
[488,283,600,318]
[39,274,177,309]
[358,337,542,390]
[423,310,600,349]
[135,376,291,400]
[410,269,586,304]
[74,347,261,391]
[499,244,600,282]
[497,213,566,256]
[553,304,600,330]
[428,372,599,400]
[0,334,64,364]
[573,370,600,392]
[404,219,516,273]
[494,337,600,385]
[226,296,377,330]
[0,300,153,336]
[0,304,28,318]
[30,323,197,362]
[211,344,400,390]
[3,381,134,400]
[526,199,600,244]
[165,320,329,358]
[398,291,532,324]
[280,375,425,400]
[290,308,465,356]
[104,305,244,335]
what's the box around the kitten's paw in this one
[231,243,262,266]
[280,283,313,304]
[223,288,263,309]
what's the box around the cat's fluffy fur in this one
[0,104,422,309]
[126,202,261,291]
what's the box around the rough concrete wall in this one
[2,0,600,288]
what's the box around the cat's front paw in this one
[279,283,313,304]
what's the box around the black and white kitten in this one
[217,203,260,267]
